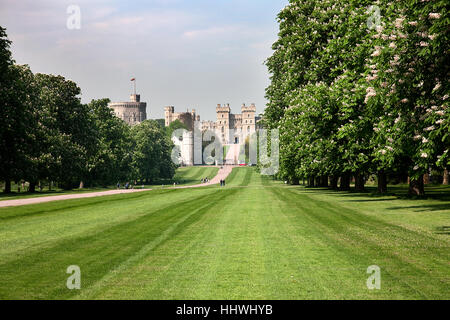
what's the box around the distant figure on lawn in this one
[117,182,120,189]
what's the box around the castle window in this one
[247,126,250,131]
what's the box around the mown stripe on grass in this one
[0,189,235,299]
[240,167,253,186]
[0,190,156,222]
[270,187,449,299]
[75,187,239,299]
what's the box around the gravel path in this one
[0,166,237,208]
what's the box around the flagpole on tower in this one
[131,77,136,95]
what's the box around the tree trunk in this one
[29,182,36,193]
[330,176,338,189]
[355,171,365,192]
[377,171,387,193]
[4,180,11,193]
[339,173,351,191]
[308,176,315,187]
[320,175,328,187]
[423,173,430,184]
[409,175,425,196]
[443,169,449,185]
[291,178,299,185]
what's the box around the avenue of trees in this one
[265,0,449,195]
[0,27,176,192]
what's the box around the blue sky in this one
[0,0,287,120]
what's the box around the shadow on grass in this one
[434,226,450,235]
[298,184,450,203]
[345,198,395,202]
[386,204,450,212]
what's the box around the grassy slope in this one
[0,167,448,299]
[172,166,219,185]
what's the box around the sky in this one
[0,0,287,120]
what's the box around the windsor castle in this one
[165,103,261,145]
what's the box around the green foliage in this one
[131,120,176,183]
[154,118,166,128]
[31,73,97,189]
[0,27,19,192]
[88,99,133,186]
[0,64,37,191]
[265,0,449,191]
[166,119,188,138]
[366,0,449,178]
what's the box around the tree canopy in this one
[0,27,177,191]
[265,0,449,195]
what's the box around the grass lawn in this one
[0,166,220,200]
[170,166,219,186]
[0,167,448,299]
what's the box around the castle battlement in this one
[241,103,256,113]
[216,104,231,113]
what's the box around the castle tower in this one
[164,106,175,127]
[108,94,147,126]
[241,103,256,136]
[216,103,231,144]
